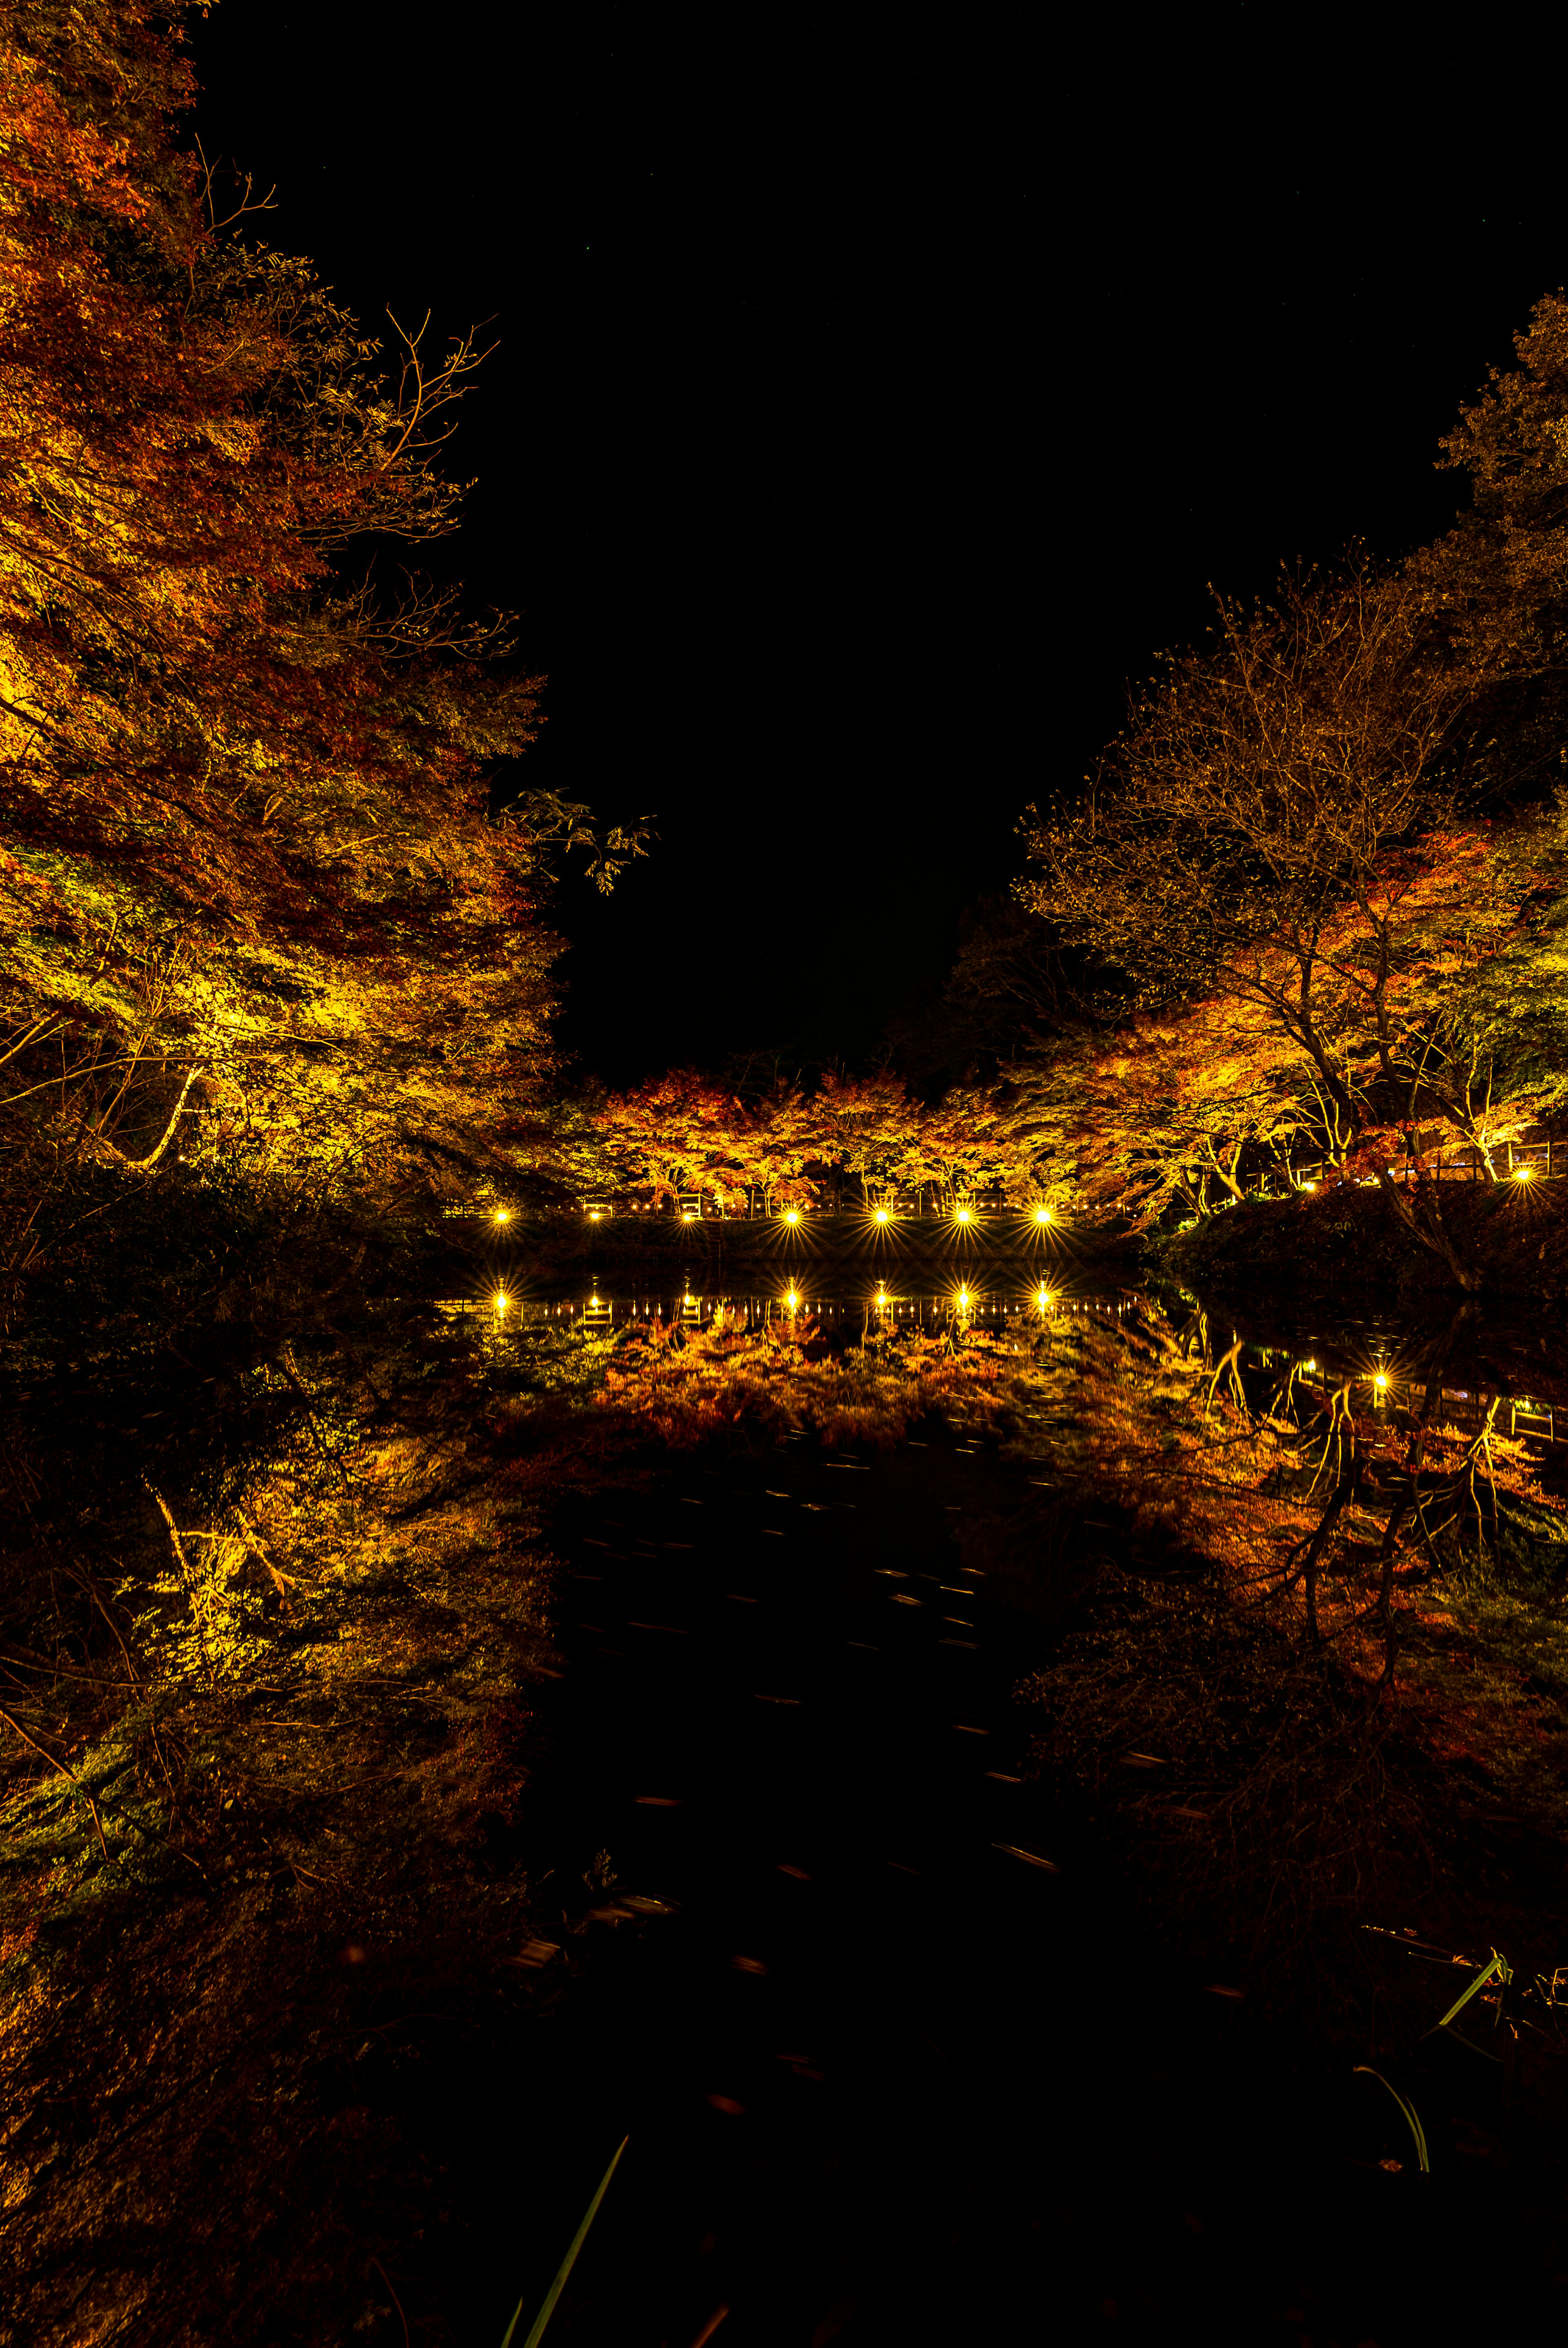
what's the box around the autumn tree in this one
[1412,288,1568,793]
[998,999,1310,1226]
[0,0,643,1255]
[1016,563,1562,1280]
[590,1070,758,1211]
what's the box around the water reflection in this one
[434,1283,1565,1448]
[434,1285,1140,1339]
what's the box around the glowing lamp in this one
[1037,1286,1052,1308]
[1033,1205,1051,1225]
[1304,1358,1316,1372]
[786,1289,800,1309]
[1302,1181,1317,1193]
[1374,1370,1388,1390]
[494,1209,510,1224]
[493,1291,510,1314]
[681,1211,695,1222]
[956,1206,972,1224]
[1515,1163,1535,1182]
[873,1206,890,1224]
[957,1286,970,1307]
[784,1208,800,1224]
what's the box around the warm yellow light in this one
[1374,1370,1388,1389]
[957,1286,970,1307]
[1515,1163,1535,1182]
[786,1289,800,1309]
[1302,1180,1317,1193]
[1303,1358,1316,1371]
[1037,1286,1052,1308]
[493,1291,509,1313]
[956,1206,972,1224]
[784,1208,800,1224]
[494,1209,510,1224]
[682,1211,695,1222]
[873,1206,890,1223]
[1033,1205,1051,1225]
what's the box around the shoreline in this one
[1160,1180,1568,1302]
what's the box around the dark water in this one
[16,1271,1561,2341]
[417,1289,1564,2346]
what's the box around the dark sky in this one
[190,5,1568,1087]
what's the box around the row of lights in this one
[487,1284,1066,1316]
[492,1202,1056,1226]
[503,1177,1546,1225]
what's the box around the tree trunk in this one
[1375,1165,1480,1290]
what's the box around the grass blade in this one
[1353,2065,1430,2172]
[1430,1948,1511,2038]
[499,2135,630,2348]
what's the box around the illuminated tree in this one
[1413,289,1568,789]
[1015,565,1558,1279]
[0,0,644,1231]
[1001,999,1310,1226]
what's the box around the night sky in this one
[191,7,1568,1087]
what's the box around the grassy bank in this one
[1163,1177,1568,1299]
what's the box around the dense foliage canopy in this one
[0,0,649,1279]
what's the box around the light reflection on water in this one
[429,1287,1566,1447]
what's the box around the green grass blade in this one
[499,2135,630,2348]
[1353,2065,1430,2172]
[1432,1949,1511,2037]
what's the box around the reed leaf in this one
[500,2135,630,2348]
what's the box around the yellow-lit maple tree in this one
[0,0,645,1235]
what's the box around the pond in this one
[4,1275,1567,2341]
[431,1282,1568,2341]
